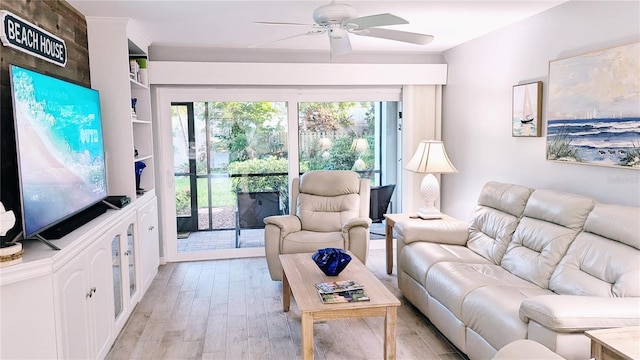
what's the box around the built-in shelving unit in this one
[0,16,161,360]
[128,40,155,197]
[83,17,156,201]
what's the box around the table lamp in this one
[405,140,457,219]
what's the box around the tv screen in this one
[9,64,108,239]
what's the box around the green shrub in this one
[306,135,374,171]
[175,187,191,216]
[228,156,309,212]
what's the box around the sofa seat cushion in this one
[426,262,540,319]
[281,230,344,254]
[462,285,554,350]
[492,339,565,360]
[399,242,490,287]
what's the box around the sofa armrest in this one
[342,217,372,232]
[520,295,640,332]
[264,215,301,238]
[395,218,469,245]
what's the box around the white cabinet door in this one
[0,274,57,359]
[138,197,159,293]
[55,232,116,360]
[114,212,139,334]
[87,233,116,359]
[55,253,93,359]
[125,221,139,303]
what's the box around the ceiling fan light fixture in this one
[329,27,346,39]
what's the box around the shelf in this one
[130,78,149,90]
[134,154,153,162]
[135,189,155,200]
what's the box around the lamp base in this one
[417,173,442,219]
[416,205,443,220]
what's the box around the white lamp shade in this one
[405,140,457,219]
[405,140,457,174]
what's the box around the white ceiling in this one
[67,0,566,55]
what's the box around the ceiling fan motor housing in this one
[313,3,358,25]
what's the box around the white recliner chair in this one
[264,170,372,281]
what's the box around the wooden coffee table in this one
[280,252,401,360]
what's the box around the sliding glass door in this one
[172,103,198,233]
[171,101,288,254]
[298,101,399,186]
[159,88,401,262]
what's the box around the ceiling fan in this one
[252,1,434,56]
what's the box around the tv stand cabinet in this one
[0,196,159,359]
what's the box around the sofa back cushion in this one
[466,181,533,264]
[550,203,640,297]
[501,189,595,289]
[297,170,362,232]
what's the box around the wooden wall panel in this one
[0,0,89,242]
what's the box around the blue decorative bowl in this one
[311,248,351,276]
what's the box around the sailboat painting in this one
[512,81,542,137]
[546,42,640,169]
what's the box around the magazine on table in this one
[314,280,365,294]
[318,289,370,303]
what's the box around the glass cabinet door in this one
[126,223,137,298]
[111,234,123,319]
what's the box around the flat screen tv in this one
[9,64,108,239]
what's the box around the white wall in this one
[441,1,640,220]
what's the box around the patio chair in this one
[369,184,395,236]
[236,191,280,248]
[264,170,372,281]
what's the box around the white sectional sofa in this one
[395,181,640,360]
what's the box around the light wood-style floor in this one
[106,248,465,360]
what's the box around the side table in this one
[585,326,640,360]
[382,213,413,274]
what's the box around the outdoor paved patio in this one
[178,222,388,253]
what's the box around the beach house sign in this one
[1,10,67,67]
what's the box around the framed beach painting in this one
[512,81,542,137]
[546,42,640,169]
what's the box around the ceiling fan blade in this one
[249,30,325,48]
[355,28,434,45]
[345,13,408,30]
[330,33,352,56]
[254,21,312,26]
